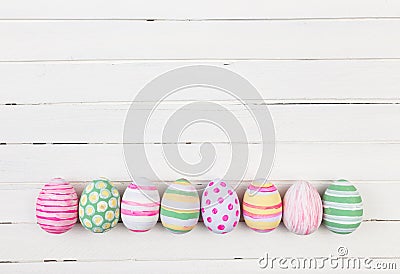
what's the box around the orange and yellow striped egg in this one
[160,179,200,234]
[243,181,282,232]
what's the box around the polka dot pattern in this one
[201,180,240,234]
[79,179,120,233]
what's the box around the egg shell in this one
[323,179,363,234]
[79,179,120,233]
[243,181,282,233]
[283,181,322,235]
[36,178,78,234]
[121,179,160,232]
[160,178,200,234]
[201,180,240,234]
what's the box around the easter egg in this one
[160,178,200,234]
[283,181,322,235]
[323,179,363,234]
[121,179,160,232]
[36,178,78,234]
[79,179,120,233]
[201,180,240,234]
[243,181,282,233]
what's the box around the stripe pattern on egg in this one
[121,180,160,232]
[323,179,363,234]
[36,178,78,234]
[283,181,323,235]
[160,178,200,234]
[243,181,282,233]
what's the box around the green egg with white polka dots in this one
[79,179,120,233]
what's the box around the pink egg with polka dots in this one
[201,179,240,234]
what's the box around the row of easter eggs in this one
[36,178,363,235]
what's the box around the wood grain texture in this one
[0,260,261,274]
[0,143,400,182]
[1,20,400,61]
[1,103,400,143]
[1,222,399,262]
[1,1,399,272]
[1,0,399,19]
[2,259,398,274]
[2,60,400,104]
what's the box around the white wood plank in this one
[1,20,400,61]
[2,258,399,274]
[2,103,400,143]
[2,60,400,104]
[0,222,399,261]
[0,260,260,274]
[1,0,399,20]
[1,5,398,270]
[0,143,399,182]
[0,181,397,223]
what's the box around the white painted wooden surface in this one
[2,20,400,61]
[1,0,400,19]
[1,1,400,273]
[1,61,400,103]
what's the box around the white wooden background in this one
[1,1,400,273]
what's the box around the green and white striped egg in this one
[322,179,363,234]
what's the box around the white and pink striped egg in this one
[201,180,240,234]
[36,178,78,234]
[283,181,322,235]
[121,179,160,232]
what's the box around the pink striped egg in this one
[121,179,160,232]
[283,181,322,235]
[36,178,78,234]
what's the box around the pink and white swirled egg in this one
[201,180,240,234]
[36,178,78,234]
[121,179,160,232]
[283,181,322,235]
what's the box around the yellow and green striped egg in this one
[160,178,200,234]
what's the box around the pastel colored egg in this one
[160,178,200,234]
[243,181,282,233]
[283,181,323,235]
[121,179,160,232]
[323,179,363,234]
[201,179,240,234]
[79,179,120,233]
[36,178,78,234]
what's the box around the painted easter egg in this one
[283,181,322,235]
[79,179,120,233]
[121,179,160,232]
[36,178,78,234]
[323,179,363,234]
[160,178,200,234]
[243,181,282,233]
[201,180,240,234]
